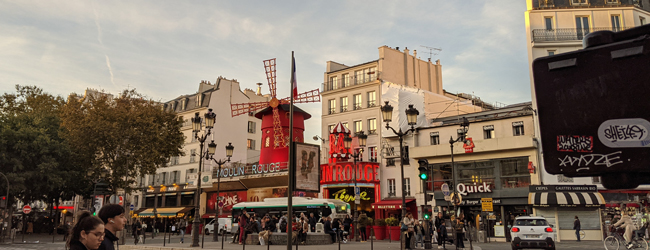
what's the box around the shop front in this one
[431,156,533,238]
[321,161,380,218]
[529,185,605,241]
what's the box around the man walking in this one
[574,216,581,242]
[97,204,127,250]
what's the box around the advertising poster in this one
[206,191,247,214]
[248,187,318,202]
[294,142,320,192]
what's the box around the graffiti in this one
[602,125,646,142]
[557,135,593,152]
[558,151,623,171]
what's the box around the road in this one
[0,233,610,250]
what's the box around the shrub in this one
[375,219,387,226]
[385,217,399,226]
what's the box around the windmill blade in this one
[263,58,277,98]
[230,101,269,117]
[272,107,287,148]
[282,88,321,103]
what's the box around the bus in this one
[231,197,351,224]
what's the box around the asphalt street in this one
[0,233,612,250]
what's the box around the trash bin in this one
[477,230,487,243]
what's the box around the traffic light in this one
[0,196,6,208]
[94,181,110,195]
[424,213,430,219]
[92,195,103,216]
[418,159,429,180]
[419,171,428,180]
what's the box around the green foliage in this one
[375,219,386,226]
[60,89,184,195]
[367,218,374,227]
[0,85,77,204]
[385,217,399,226]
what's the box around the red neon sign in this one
[320,162,380,184]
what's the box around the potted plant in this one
[385,217,401,241]
[366,218,374,239]
[373,219,387,240]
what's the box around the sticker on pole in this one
[23,205,32,214]
[441,183,451,196]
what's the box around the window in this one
[547,50,556,56]
[247,139,255,150]
[354,120,362,134]
[329,76,338,90]
[388,179,396,196]
[342,122,349,129]
[366,67,377,82]
[328,99,336,114]
[353,94,362,110]
[181,99,186,110]
[161,172,168,185]
[457,161,496,191]
[340,97,348,112]
[483,125,495,139]
[328,124,335,133]
[430,132,440,145]
[404,178,411,196]
[190,149,196,163]
[185,168,197,182]
[576,16,590,40]
[248,121,256,133]
[500,158,531,189]
[343,74,350,87]
[512,121,524,136]
[171,171,180,184]
[368,118,377,134]
[367,91,376,107]
[265,137,270,148]
[191,132,197,142]
[386,158,396,167]
[171,156,179,165]
[606,0,620,4]
[431,163,452,191]
[148,174,155,186]
[545,17,553,30]
[355,70,364,84]
[369,146,377,162]
[611,15,621,32]
[641,17,646,26]
[572,0,588,5]
[134,196,140,207]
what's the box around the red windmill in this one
[230,58,321,148]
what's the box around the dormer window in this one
[571,0,588,6]
[196,94,202,106]
[181,99,187,110]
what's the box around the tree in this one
[0,85,78,206]
[60,89,185,195]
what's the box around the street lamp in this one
[343,131,367,242]
[380,102,419,219]
[190,109,216,247]
[207,141,234,242]
[448,117,469,250]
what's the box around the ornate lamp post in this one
[448,117,469,250]
[343,131,367,242]
[380,102,419,219]
[190,109,216,247]
[207,141,234,242]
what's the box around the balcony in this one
[322,74,378,92]
[367,101,377,108]
[532,27,630,43]
[328,108,336,115]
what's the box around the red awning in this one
[605,203,620,207]
[626,203,641,208]
[371,199,415,210]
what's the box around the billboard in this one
[293,142,321,192]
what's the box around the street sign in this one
[218,202,224,208]
[354,195,360,204]
[23,205,32,214]
[110,195,119,204]
[441,183,450,196]
[355,187,360,196]
[444,195,451,201]
[481,198,493,212]
[129,204,135,211]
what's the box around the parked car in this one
[510,216,555,250]
[204,217,233,235]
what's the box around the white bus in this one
[231,197,350,224]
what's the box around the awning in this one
[137,207,193,217]
[528,192,605,208]
[371,199,415,210]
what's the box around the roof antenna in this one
[420,45,442,61]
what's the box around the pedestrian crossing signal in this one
[424,213,430,219]
[419,172,428,180]
[0,196,6,208]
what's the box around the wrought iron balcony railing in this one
[531,27,629,42]
[322,73,379,92]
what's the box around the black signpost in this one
[532,25,650,189]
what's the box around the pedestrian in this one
[132,219,142,245]
[359,213,369,242]
[403,212,415,250]
[343,215,352,241]
[259,216,272,245]
[26,221,33,234]
[280,212,288,233]
[324,216,337,243]
[179,217,187,243]
[97,204,127,250]
[415,220,425,249]
[439,220,447,249]
[299,216,309,244]
[66,211,105,250]
[434,212,445,249]
[574,216,581,242]
[238,209,250,244]
[309,213,317,232]
[453,217,465,248]
[332,218,341,242]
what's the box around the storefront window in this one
[432,163,452,190]
[500,158,531,189]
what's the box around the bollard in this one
[267,235,270,250]
[370,227,374,250]
[242,233,246,250]
[222,231,225,249]
[389,229,391,243]
[201,225,205,248]
[338,233,341,250]
[163,229,166,247]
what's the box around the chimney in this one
[414,50,417,58]
[404,47,409,55]
[396,47,399,50]
[256,83,263,96]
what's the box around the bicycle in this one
[604,226,648,250]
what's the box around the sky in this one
[0,0,531,144]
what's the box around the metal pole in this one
[201,218,205,248]
[353,153,359,242]
[214,162,222,242]
[449,140,458,250]
[222,230,225,249]
[192,136,206,247]
[423,177,431,249]
[287,51,296,250]
[164,217,167,247]
[399,135,406,220]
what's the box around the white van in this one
[204,217,233,235]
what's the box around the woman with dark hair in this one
[67,211,105,250]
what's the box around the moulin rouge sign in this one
[322,123,380,184]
